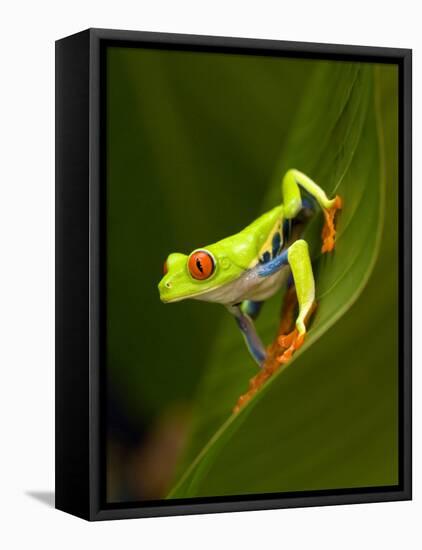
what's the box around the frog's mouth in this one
[159,293,187,304]
[159,272,255,306]
[159,286,215,304]
[158,278,211,304]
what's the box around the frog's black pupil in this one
[196,258,203,272]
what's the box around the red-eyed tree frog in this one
[158,169,342,408]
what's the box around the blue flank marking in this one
[259,250,271,264]
[283,219,291,242]
[257,249,289,277]
[272,232,281,258]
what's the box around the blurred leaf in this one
[169,63,398,498]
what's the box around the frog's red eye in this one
[163,260,168,275]
[188,250,215,280]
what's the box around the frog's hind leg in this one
[241,300,263,320]
[227,304,267,367]
[233,241,317,413]
[282,168,342,253]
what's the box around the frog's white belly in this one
[193,265,290,306]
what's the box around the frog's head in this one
[158,246,244,303]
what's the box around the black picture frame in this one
[55,28,412,521]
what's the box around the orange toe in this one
[278,328,296,348]
[321,194,342,253]
[233,300,316,414]
[277,329,305,364]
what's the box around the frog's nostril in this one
[165,282,172,289]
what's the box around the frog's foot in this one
[233,329,303,413]
[321,195,342,253]
[233,304,316,414]
[276,300,317,364]
[276,328,305,364]
[233,288,299,413]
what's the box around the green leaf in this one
[168,63,398,498]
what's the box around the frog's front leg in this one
[257,239,316,363]
[282,169,342,253]
[276,239,316,364]
[226,304,267,366]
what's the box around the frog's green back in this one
[206,205,284,270]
